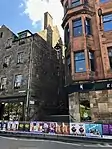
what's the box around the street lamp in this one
[98,8,103,27]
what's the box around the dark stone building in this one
[61,0,112,123]
[0,25,61,121]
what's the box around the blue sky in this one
[0,0,42,34]
[0,0,63,36]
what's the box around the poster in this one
[30,121,43,133]
[85,124,102,137]
[24,122,30,132]
[102,124,109,135]
[109,124,112,135]
[70,123,86,136]
[18,122,25,131]
[18,122,30,132]
[7,121,19,131]
[0,121,3,131]
[0,121,8,131]
[30,122,56,134]
[56,122,69,134]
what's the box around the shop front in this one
[67,80,112,123]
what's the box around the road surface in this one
[0,136,112,149]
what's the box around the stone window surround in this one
[14,74,23,88]
[0,77,7,90]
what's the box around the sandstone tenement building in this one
[61,0,112,122]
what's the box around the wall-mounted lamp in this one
[98,8,103,27]
[54,43,62,51]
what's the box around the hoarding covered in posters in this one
[69,123,86,136]
[85,124,102,138]
[30,122,57,134]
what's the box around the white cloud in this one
[22,0,64,39]
[19,3,24,8]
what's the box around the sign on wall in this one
[56,122,69,134]
[66,80,112,94]
[70,123,86,136]
[7,121,19,131]
[0,121,8,131]
[85,124,102,137]
[102,124,112,135]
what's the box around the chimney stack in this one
[44,12,53,29]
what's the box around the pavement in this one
[0,136,112,149]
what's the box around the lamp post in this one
[98,8,103,27]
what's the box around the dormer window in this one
[19,32,27,39]
[18,30,32,39]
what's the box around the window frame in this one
[100,0,109,3]
[4,55,10,66]
[73,18,82,37]
[17,52,24,64]
[71,0,80,7]
[74,51,86,73]
[0,32,3,38]
[5,38,12,48]
[85,18,92,35]
[108,47,112,69]
[89,51,95,71]
[103,13,112,32]
[66,56,71,74]
[64,1,69,14]
[1,77,7,90]
[64,24,70,46]
[14,74,23,88]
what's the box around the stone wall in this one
[29,34,59,120]
[69,92,80,122]
[90,89,112,122]
[69,89,112,123]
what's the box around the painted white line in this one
[0,136,18,140]
[98,144,112,148]
[84,144,99,147]
[0,136,81,146]
[1,136,112,148]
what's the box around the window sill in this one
[14,86,21,89]
[103,30,112,33]
[100,1,110,4]
[5,46,11,49]
[86,34,93,38]
[19,41,25,45]
[17,62,23,65]
[0,88,5,91]
[73,34,83,38]
[75,71,87,73]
